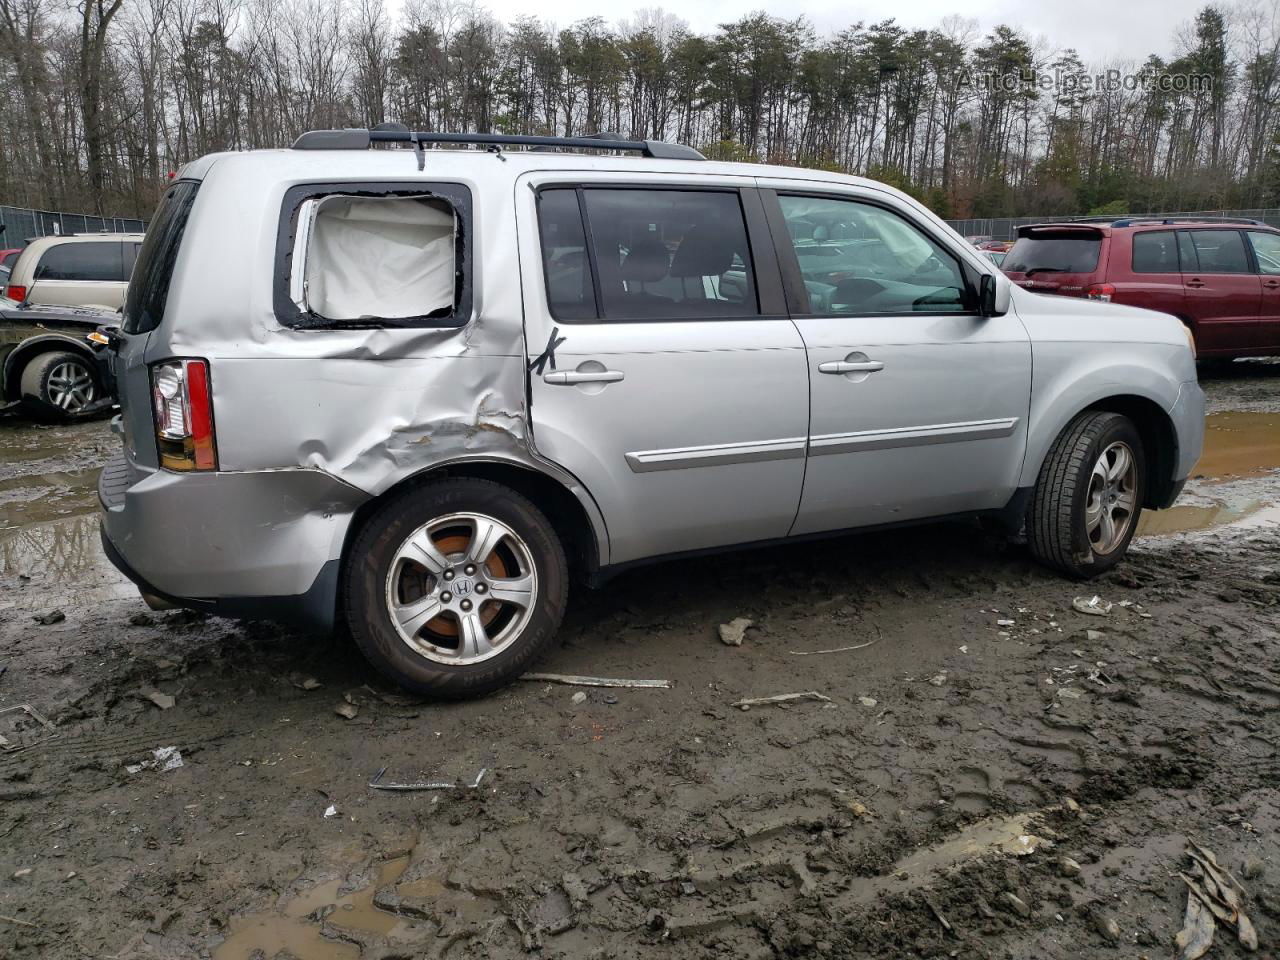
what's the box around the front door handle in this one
[818,360,884,375]
[1186,278,1207,288]
[1265,280,1280,289]
[543,369,625,385]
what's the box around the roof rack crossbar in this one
[292,128,706,161]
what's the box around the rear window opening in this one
[277,183,472,329]
[1005,229,1102,275]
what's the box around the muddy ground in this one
[0,363,1278,960]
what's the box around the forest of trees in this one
[3,0,1280,221]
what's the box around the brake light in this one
[6,285,25,301]
[151,359,217,471]
[1085,283,1115,302]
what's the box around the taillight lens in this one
[1085,283,1116,302]
[151,359,217,471]
[6,285,26,301]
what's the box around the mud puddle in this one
[1194,411,1280,480]
[0,514,133,609]
[214,856,419,960]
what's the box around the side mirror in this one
[979,272,1011,317]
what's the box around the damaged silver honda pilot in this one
[99,128,1205,698]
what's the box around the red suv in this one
[1003,217,1280,359]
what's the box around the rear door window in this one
[1004,230,1102,274]
[1186,230,1250,274]
[1246,231,1280,275]
[38,242,126,282]
[536,187,761,322]
[1132,231,1179,273]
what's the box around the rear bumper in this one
[98,456,368,631]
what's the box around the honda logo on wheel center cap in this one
[453,578,474,597]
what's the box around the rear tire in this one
[19,350,97,418]
[344,478,568,699]
[1027,411,1145,578]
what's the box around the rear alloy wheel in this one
[20,350,97,417]
[1027,411,1146,577]
[345,479,568,698]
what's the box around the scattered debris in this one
[570,691,587,705]
[731,691,833,709]
[1174,840,1258,957]
[847,799,874,819]
[291,676,322,691]
[1072,595,1112,616]
[11,868,31,879]
[1086,629,1105,641]
[0,915,35,928]
[927,672,947,687]
[996,619,1015,626]
[1001,892,1031,918]
[368,766,488,791]
[858,696,878,707]
[1091,909,1121,943]
[521,673,672,689]
[334,702,359,720]
[125,746,184,774]
[323,804,339,818]
[0,704,58,753]
[788,637,879,656]
[718,617,753,646]
[140,688,175,711]
[32,610,64,625]
[1056,855,1081,878]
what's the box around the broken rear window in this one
[275,183,472,329]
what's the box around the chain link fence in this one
[0,204,146,248]
[944,209,1280,241]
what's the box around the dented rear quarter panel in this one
[139,150,611,575]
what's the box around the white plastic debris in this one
[1072,595,1112,616]
[125,746,184,774]
[324,804,339,818]
[718,617,753,646]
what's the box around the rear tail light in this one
[6,285,25,301]
[1085,283,1115,302]
[151,359,217,471]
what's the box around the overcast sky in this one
[465,0,1207,63]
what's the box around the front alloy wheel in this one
[1027,411,1146,577]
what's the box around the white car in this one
[5,233,144,310]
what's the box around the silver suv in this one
[98,129,1205,698]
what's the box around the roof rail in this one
[291,128,706,161]
[1066,215,1266,227]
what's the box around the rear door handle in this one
[543,370,625,385]
[1185,278,1207,288]
[818,360,884,374]
[1265,280,1280,289]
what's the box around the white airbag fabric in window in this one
[305,195,456,320]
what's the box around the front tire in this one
[19,350,98,418]
[344,478,568,699]
[1027,411,1145,578]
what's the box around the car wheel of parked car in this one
[19,350,98,417]
[344,478,569,698]
[1027,411,1145,578]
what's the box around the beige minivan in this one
[5,233,144,309]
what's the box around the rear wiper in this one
[1024,267,1066,276]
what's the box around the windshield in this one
[122,180,199,334]
[1005,232,1102,274]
